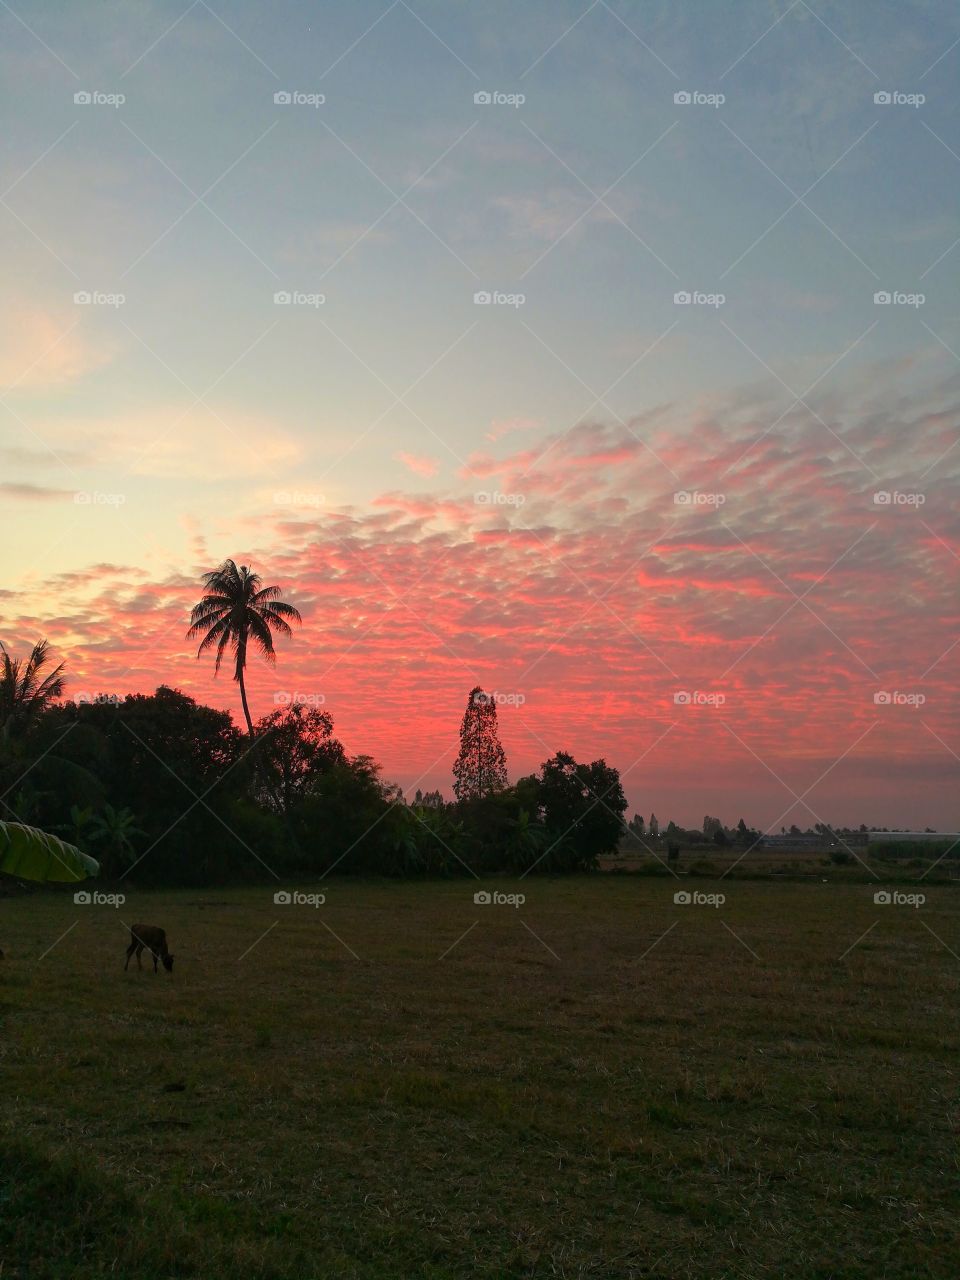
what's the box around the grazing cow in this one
[125,924,174,974]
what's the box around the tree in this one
[250,703,346,815]
[187,559,302,734]
[503,807,548,872]
[413,788,444,809]
[55,687,247,884]
[290,755,396,875]
[0,648,102,824]
[0,639,66,740]
[452,687,508,801]
[88,804,145,872]
[524,751,627,870]
[57,804,96,847]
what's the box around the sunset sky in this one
[2,0,958,829]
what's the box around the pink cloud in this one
[394,452,440,478]
[3,359,958,830]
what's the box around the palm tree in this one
[0,639,66,740]
[186,560,301,735]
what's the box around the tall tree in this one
[0,639,66,740]
[452,687,508,801]
[187,560,301,734]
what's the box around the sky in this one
[1,0,959,830]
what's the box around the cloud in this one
[485,416,541,443]
[0,481,75,501]
[12,406,304,482]
[394,451,440,478]
[487,190,618,243]
[0,445,95,468]
[3,357,958,830]
[0,307,114,392]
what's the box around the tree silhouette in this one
[528,751,627,869]
[452,687,508,801]
[89,803,145,871]
[0,639,65,740]
[187,560,301,734]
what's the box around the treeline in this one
[0,686,627,885]
[623,814,920,849]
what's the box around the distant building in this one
[868,831,959,845]
[759,834,824,849]
[759,832,877,849]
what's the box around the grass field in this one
[1,877,958,1279]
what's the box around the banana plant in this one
[0,820,99,883]
[88,804,144,870]
[57,804,96,846]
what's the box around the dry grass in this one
[1,877,958,1278]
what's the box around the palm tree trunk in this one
[238,665,254,735]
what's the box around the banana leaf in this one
[0,820,99,883]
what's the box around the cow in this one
[125,924,174,973]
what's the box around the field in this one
[1,877,958,1279]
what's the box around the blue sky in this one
[4,1,957,532]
